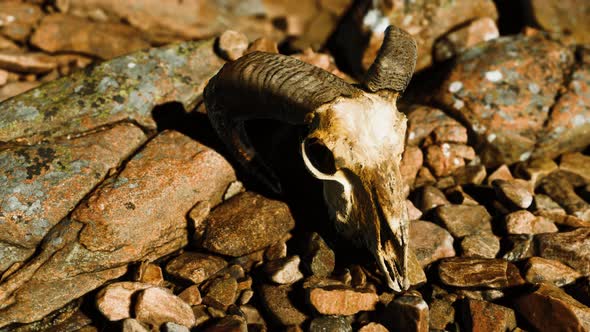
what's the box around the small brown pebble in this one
[425,143,467,177]
[524,257,581,287]
[493,179,533,209]
[536,228,590,275]
[406,199,423,221]
[438,257,525,288]
[307,285,379,315]
[533,194,566,215]
[503,235,535,261]
[122,318,150,332]
[309,316,352,332]
[514,283,590,331]
[259,284,308,326]
[301,232,335,278]
[134,262,164,286]
[445,185,479,205]
[435,204,492,238]
[560,152,590,183]
[505,210,558,235]
[265,241,288,261]
[515,158,558,188]
[486,164,513,185]
[358,322,388,332]
[165,252,227,285]
[460,232,500,258]
[178,285,202,306]
[134,287,195,328]
[264,255,304,284]
[203,315,247,332]
[238,289,254,305]
[463,299,517,332]
[382,293,429,332]
[416,185,449,212]
[414,166,437,187]
[454,165,486,185]
[400,145,424,194]
[96,282,152,321]
[245,37,279,54]
[410,220,455,267]
[217,30,249,61]
[0,51,57,73]
[202,275,238,310]
[429,298,456,330]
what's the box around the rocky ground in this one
[0,0,589,331]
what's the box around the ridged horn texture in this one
[204,51,361,192]
[363,25,417,94]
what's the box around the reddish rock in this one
[435,204,492,238]
[291,48,351,81]
[309,316,352,332]
[463,299,516,332]
[382,293,429,332]
[0,123,146,274]
[134,263,164,286]
[425,143,470,177]
[560,152,590,183]
[178,285,202,306]
[165,252,227,285]
[0,52,56,74]
[406,106,461,146]
[0,38,224,143]
[525,0,590,44]
[503,235,535,262]
[434,35,574,166]
[202,275,238,310]
[264,256,304,285]
[493,179,533,209]
[414,166,437,188]
[0,131,235,327]
[331,0,497,73]
[359,322,388,332]
[198,192,295,257]
[400,145,423,194]
[245,37,279,54]
[515,283,590,331]
[434,17,499,62]
[203,315,247,332]
[429,297,456,331]
[524,257,582,287]
[486,165,513,185]
[445,185,479,206]
[406,200,423,221]
[536,228,590,274]
[438,257,525,288]
[533,195,566,215]
[416,185,449,213]
[460,232,500,258]
[122,318,150,332]
[217,30,249,61]
[31,14,149,60]
[515,158,558,188]
[409,220,455,267]
[454,165,487,186]
[259,284,307,326]
[505,210,558,235]
[0,2,43,42]
[307,285,378,315]
[539,171,590,220]
[135,287,195,328]
[301,233,335,278]
[96,282,152,321]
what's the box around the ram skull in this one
[204,25,417,291]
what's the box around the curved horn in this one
[204,51,361,193]
[363,25,417,95]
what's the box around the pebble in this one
[438,257,525,288]
[198,192,295,257]
[453,165,487,185]
[409,220,456,267]
[301,232,335,277]
[358,322,389,332]
[122,318,150,332]
[504,210,558,235]
[486,164,513,185]
[307,285,379,315]
[202,275,238,310]
[514,283,590,331]
[178,285,202,306]
[382,293,429,332]
[202,315,247,332]
[560,152,590,182]
[429,298,456,330]
[217,30,249,61]
[265,240,288,261]
[134,287,195,328]
[463,299,517,332]
[524,257,582,287]
[416,185,449,212]
[460,232,500,258]
[0,51,57,73]
[264,255,304,284]
[245,37,279,54]
[165,252,227,285]
[309,316,353,332]
[95,282,152,321]
[435,204,492,238]
[536,228,590,274]
[134,262,164,286]
[503,235,535,261]
[493,179,533,209]
[162,322,190,332]
[259,284,307,326]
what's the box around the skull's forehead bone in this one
[312,92,407,169]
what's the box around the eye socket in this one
[303,137,337,175]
